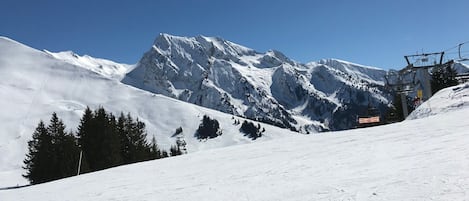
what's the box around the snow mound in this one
[408,83,469,120]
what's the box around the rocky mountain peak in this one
[124,34,394,132]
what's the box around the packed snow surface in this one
[408,83,469,120]
[2,83,469,200]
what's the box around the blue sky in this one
[1,0,468,69]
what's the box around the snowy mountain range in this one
[1,34,468,188]
[0,36,295,187]
[123,34,394,132]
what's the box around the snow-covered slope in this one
[2,83,469,200]
[44,50,133,79]
[408,83,469,119]
[0,36,295,187]
[124,34,392,132]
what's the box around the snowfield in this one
[2,83,469,200]
[0,37,295,187]
[2,34,469,200]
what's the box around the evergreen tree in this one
[149,135,161,159]
[78,107,155,171]
[24,113,81,184]
[130,118,151,162]
[91,107,122,170]
[55,131,80,178]
[431,65,458,94]
[240,120,264,140]
[47,113,80,180]
[24,107,160,184]
[170,145,182,156]
[23,121,54,184]
[117,112,131,163]
[77,107,95,172]
[118,113,151,163]
[77,107,122,171]
[46,113,66,180]
[195,115,222,140]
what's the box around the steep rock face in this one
[123,34,297,129]
[307,61,391,129]
[124,34,393,132]
[271,61,391,131]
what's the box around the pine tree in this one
[24,108,160,184]
[47,113,80,180]
[46,113,66,180]
[23,121,53,184]
[118,113,151,163]
[77,107,122,171]
[149,135,161,159]
[431,65,458,94]
[117,112,130,163]
[92,107,122,170]
[130,118,151,162]
[55,131,80,178]
[240,120,262,140]
[24,113,80,184]
[77,107,94,172]
[170,145,182,156]
[195,115,222,140]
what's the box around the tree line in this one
[23,107,183,185]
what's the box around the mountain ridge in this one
[0,36,296,187]
[124,33,393,132]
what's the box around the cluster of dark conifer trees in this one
[431,66,458,94]
[23,107,182,185]
[195,115,222,140]
[240,120,265,140]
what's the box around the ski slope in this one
[44,50,133,80]
[2,84,469,200]
[0,36,295,187]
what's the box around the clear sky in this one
[1,0,468,69]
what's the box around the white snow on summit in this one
[44,50,133,79]
[124,34,392,132]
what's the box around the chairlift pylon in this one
[459,42,469,61]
